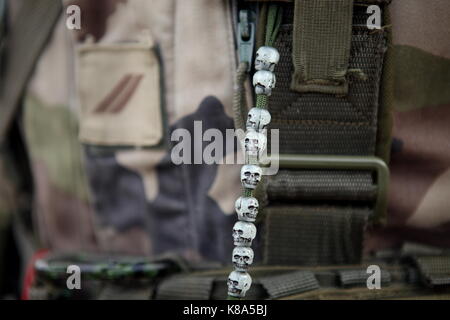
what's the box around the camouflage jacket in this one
[3,0,450,269]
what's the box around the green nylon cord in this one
[256,4,282,110]
[265,4,283,47]
[243,189,252,197]
[256,94,268,109]
[233,62,249,131]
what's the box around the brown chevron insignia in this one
[94,73,144,114]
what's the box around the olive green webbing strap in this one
[263,2,390,266]
[0,0,62,144]
[268,170,376,202]
[264,206,369,265]
[233,62,248,131]
[268,4,387,155]
[291,0,353,94]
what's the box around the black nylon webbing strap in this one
[263,2,388,266]
[291,0,354,94]
[264,206,369,265]
[413,256,450,288]
[338,269,391,287]
[0,0,62,144]
[259,270,319,299]
[268,169,376,203]
[156,275,214,300]
[268,6,386,156]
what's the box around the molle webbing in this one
[413,256,450,288]
[263,2,389,266]
[153,260,450,300]
[338,269,391,287]
[268,6,386,156]
[291,0,354,94]
[268,170,376,203]
[156,275,214,300]
[264,206,369,265]
[259,270,319,299]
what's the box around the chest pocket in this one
[77,38,163,147]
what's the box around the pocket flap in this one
[77,41,163,147]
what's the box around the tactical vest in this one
[143,0,450,300]
[1,0,450,300]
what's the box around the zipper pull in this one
[237,9,255,72]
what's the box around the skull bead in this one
[232,221,257,247]
[241,165,262,189]
[255,46,280,72]
[227,271,252,298]
[235,197,259,222]
[253,70,276,96]
[246,107,271,131]
[243,131,267,158]
[232,247,254,272]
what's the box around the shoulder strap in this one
[291,0,354,95]
[262,0,392,266]
[0,0,62,144]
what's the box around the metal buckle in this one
[264,154,389,225]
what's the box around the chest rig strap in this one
[258,0,392,266]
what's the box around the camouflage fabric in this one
[30,252,179,300]
[365,0,450,252]
[2,0,450,299]
[0,151,16,292]
[17,0,244,264]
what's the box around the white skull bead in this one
[227,271,252,298]
[232,247,254,272]
[243,131,267,157]
[235,196,259,222]
[246,107,271,131]
[253,70,276,96]
[232,221,257,247]
[255,46,280,72]
[240,165,262,189]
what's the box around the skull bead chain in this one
[227,46,280,299]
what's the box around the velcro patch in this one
[77,39,163,147]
